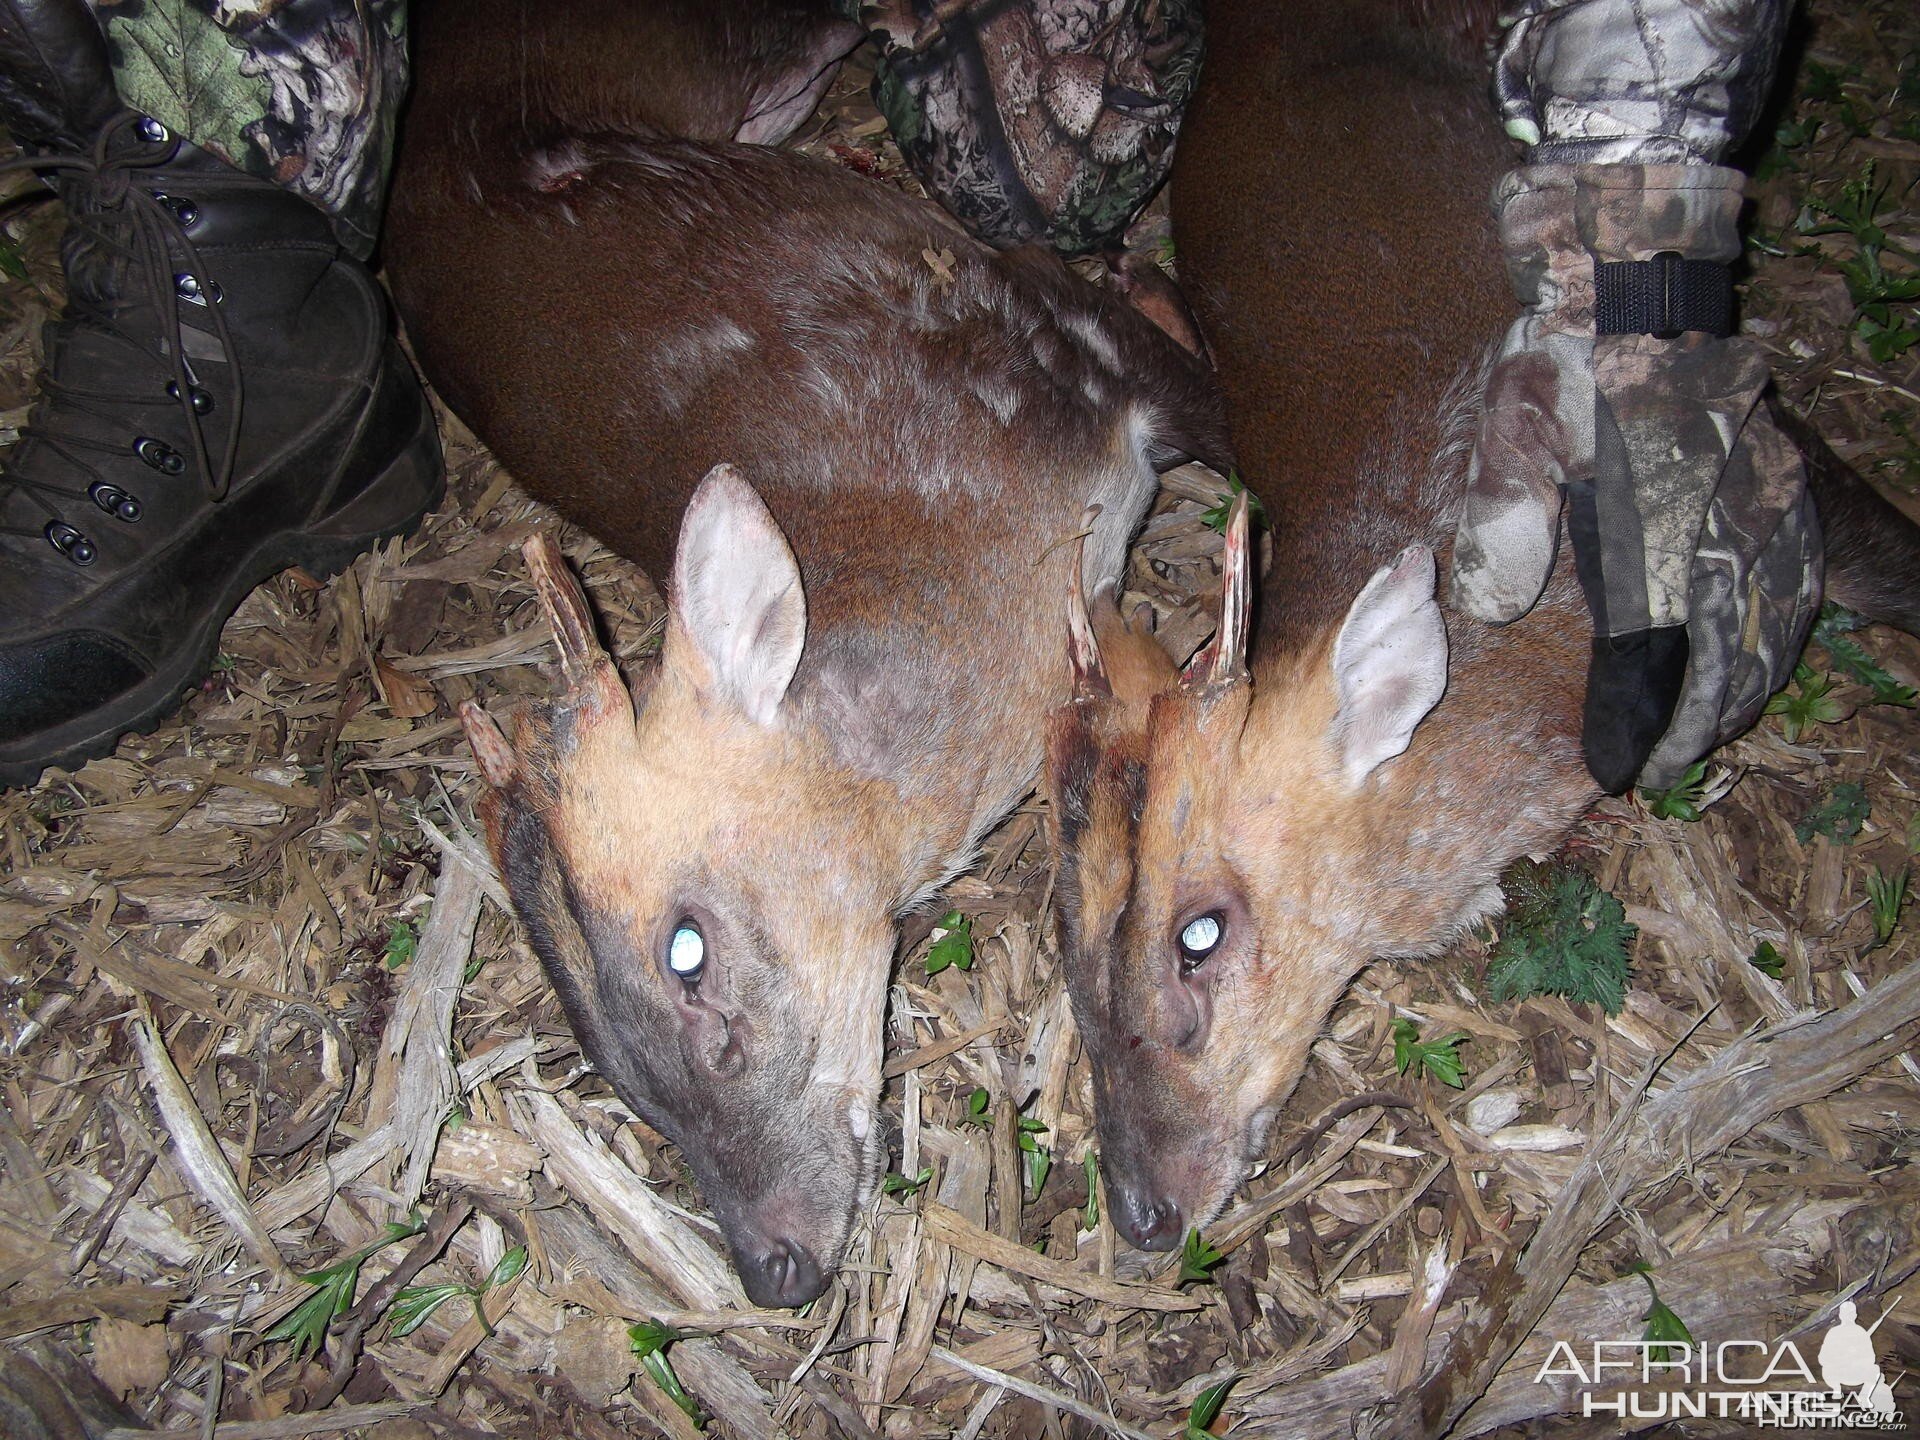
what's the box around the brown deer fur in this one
[384,0,1228,1303]
[1044,0,1920,1250]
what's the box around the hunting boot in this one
[0,2,442,788]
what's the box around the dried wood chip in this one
[89,1317,169,1401]
[512,1089,741,1309]
[919,1202,1197,1312]
[0,1285,176,1339]
[373,654,440,720]
[369,852,485,1207]
[929,1345,1158,1440]
[102,1401,426,1439]
[129,1007,285,1277]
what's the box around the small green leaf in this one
[1177,1228,1225,1286]
[263,1215,425,1358]
[1765,664,1847,744]
[1795,782,1870,845]
[1021,1132,1051,1197]
[625,1328,687,1359]
[1200,471,1268,534]
[0,234,24,282]
[1635,1270,1694,1364]
[1081,1151,1100,1231]
[882,1167,933,1197]
[1749,940,1786,979]
[484,1245,529,1291]
[1391,1018,1470,1089]
[925,910,974,976]
[630,1321,705,1427]
[1484,860,1637,1013]
[384,917,419,969]
[264,1265,359,1359]
[1866,865,1909,949]
[387,1282,469,1339]
[383,1214,430,1245]
[1185,1374,1238,1439]
[642,1350,708,1428]
[1639,759,1711,822]
[628,1319,688,1359]
[1814,605,1919,707]
[1775,115,1820,149]
[961,1087,991,1126]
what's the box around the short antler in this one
[523,533,606,687]
[459,700,517,788]
[1182,490,1252,688]
[1067,505,1113,699]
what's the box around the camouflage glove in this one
[837,0,1203,254]
[1450,163,1819,792]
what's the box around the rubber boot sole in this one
[0,393,445,791]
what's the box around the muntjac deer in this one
[383,0,1228,1303]
[1044,0,1920,1250]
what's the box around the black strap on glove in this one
[1595,253,1736,339]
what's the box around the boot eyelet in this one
[134,436,186,474]
[165,381,215,415]
[90,483,143,522]
[46,520,97,565]
[174,273,222,305]
[152,192,199,227]
[136,116,170,144]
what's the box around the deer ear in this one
[670,464,806,725]
[1329,545,1447,786]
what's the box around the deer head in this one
[1044,495,1539,1249]
[462,464,911,1306]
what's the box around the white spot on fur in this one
[1063,310,1122,373]
[974,378,1021,425]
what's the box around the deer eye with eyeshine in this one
[667,921,705,981]
[1177,912,1223,972]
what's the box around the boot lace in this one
[0,113,249,561]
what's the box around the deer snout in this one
[733,1230,826,1308]
[1109,1181,1184,1252]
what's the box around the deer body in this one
[1046,0,1919,1250]
[386,0,1227,1303]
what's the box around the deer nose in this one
[1111,1183,1183,1252]
[740,1235,826,1308]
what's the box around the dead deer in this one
[384,0,1228,1303]
[1044,0,1920,1251]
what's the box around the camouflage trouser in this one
[842,0,1204,255]
[91,0,1195,262]
[86,0,408,260]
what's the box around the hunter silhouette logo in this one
[1534,1291,1907,1428]
[1818,1301,1900,1419]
